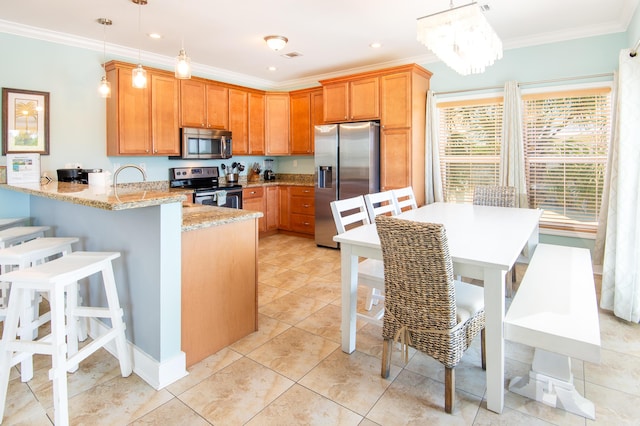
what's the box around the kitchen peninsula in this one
[0,181,261,388]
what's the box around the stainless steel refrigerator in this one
[314,121,380,248]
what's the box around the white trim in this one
[88,318,187,390]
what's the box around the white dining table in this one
[333,202,542,414]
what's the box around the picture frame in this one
[2,88,50,155]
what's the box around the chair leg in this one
[481,329,486,370]
[445,367,455,414]
[381,338,392,378]
[365,289,374,311]
[512,265,517,283]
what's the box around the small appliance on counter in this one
[57,168,103,184]
[263,159,275,181]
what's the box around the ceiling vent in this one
[281,52,303,59]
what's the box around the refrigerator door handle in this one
[318,166,333,188]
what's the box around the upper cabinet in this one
[321,76,379,123]
[229,88,249,154]
[265,93,290,155]
[290,87,323,155]
[248,92,265,155]
[180,78,229,129]
[105,61,180,156]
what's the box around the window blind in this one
[437,97,503,203]
[522,88,611,231]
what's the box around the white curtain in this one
[425,90,443,204]
[600,49,640,322]
[499,81,528,208]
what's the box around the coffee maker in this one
[263,159,275,181]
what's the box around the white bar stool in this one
[0,237,80,381]
[0,251,132,426]
[0,218,31,231]
[0,226,50,249]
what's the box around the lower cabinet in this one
[245,184,314,238]
[287,186,315,236]
[243,186,279,236]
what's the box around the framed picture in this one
[2,88,50,155]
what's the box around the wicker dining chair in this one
[375,215,486,414]
[472,185,519,293]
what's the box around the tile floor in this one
[2,233,640,425]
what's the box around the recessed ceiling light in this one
[267,66,277,71]
[370,42,382,48]
[147,33,162,39]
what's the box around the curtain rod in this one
[434,72,614,96]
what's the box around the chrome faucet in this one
[113,164,148,187]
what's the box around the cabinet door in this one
[265,93,290,155]
[229,88,248,155]
[323,82,349,122]
[180,79,206,128]
[243,188,266,232]
[380,128,411,191]
[205,84,229,129]
[111,67,150,155]
[310,89,323,155]
[278,186,291,230]
[150,72,180,155]
[266,186,279,231]
[350,76,379,120]
[381,72,412,129]
[248,92,265,155]
[289,92,311,154]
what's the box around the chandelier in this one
[417,2,502,75]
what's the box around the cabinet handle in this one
[303,204,309,208]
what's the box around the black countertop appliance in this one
[57,168,102,184]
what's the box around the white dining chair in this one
[330,196,384,324]
[364,191,399,223]
[392,186,418,213]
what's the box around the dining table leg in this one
[484,267,507,413]
[340,243,359,354]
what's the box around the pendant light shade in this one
[97,18,112,98]
[132,64,148,88]
[175,47,192,79]
[132,0,147,88]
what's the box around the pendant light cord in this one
[137,1,142,62]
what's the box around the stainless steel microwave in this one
[172,128,232,159]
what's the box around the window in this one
[522,88,611,231]
[436,85,611,232]
[437,97,503,203]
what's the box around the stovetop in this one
[169,166,243,191]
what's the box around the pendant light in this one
[97,18,112,98]
[131,0,147,89]
[175,38,192,79]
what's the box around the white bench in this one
[504,243,600,420]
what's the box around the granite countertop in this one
[2,181,189,210]
[181,203,262,232]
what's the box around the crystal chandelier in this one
[417,2,502,75]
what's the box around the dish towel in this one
[214,190,226,206]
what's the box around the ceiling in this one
[1,0,638,89]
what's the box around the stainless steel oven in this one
[169,166,243,209]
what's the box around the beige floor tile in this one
[584,347,640,397]
[63,374,174,425]
[598,309,640,357]
[299,350,400,416]
[178,357,293,424]
[166,347,243,396]
[585,381,640,425]
[247,327,339,381]
[2,378,51,425]
[293,275,342,304]
[367,369,482,425]
[473,404,555,425]
[129,398,209,425]
[260,268,311,291]
[229,313,291,355]
[246,384,362,425]
[258,282,291,307]
[260,291,327,325]
[296,304,344,342]
[291,256,342,276]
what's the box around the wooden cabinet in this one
[265,186,279,232]
[288,186,315,235]
[322,76,379,122]
[229,88,248,154]
[243,187,266,233]
[248,92,265,155]
[181,218,258,367]
[105,61,180,156]
[289,88,323,155]
[265,93,289,155]
[180,78,229,129]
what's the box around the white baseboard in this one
[87,318,188,390]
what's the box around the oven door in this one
[194,189,242,209]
